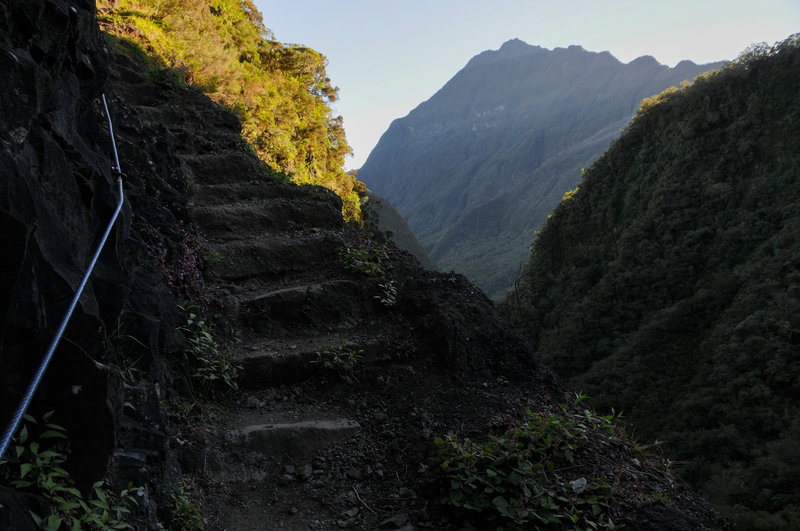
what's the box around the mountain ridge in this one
[358,38,724,298]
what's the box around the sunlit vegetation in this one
[503,34,800,528]
[97,0,364,223]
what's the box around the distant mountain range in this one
[358,39,724,299]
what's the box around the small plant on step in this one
[112,353,144,385]
[374,279,398,307]
[0,411,136,530]
[204,249,222,270]
[181,306,240,397]
[338,245,388,277]
[170,398,202,426]
[312,341,364,383]
[170,476,205,530]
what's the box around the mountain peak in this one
[359,40,723,300]
[496,38,542,57]
[629,54,662,67]
[675,58,699,69]
[499,38,528,50]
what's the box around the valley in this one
[358,39,724,300]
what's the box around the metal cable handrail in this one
[102,94,121,172]
[0,94,124,461]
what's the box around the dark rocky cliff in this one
[0,1,728,528]
[0,0,177,490]
[1,0,188,524]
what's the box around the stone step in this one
[239,418,361,459]
[191,181,285,206]
[241,279,371,335]
[190,180,342,212]
[202,409,361,484]
[182,151,264,185]
[192,196,343,239]
[208,229,342,282]
[134,97,241,133]
[234,335,373,389]
[129,119,236,159]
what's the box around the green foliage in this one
[312,341,364,383]
[0,412,135,530]
[339,245,401,308]
[181,308,240,396]
[338,245,388,277]
[97,0,364,224]
[170,398,203,427]
[561,186,580,201]
[110,316,147,384]
[203,250,222,269]
[113,357,144,385]
[374,279,398,307]
[170,476,205,530]
[434,396,617,530]
[507,34,800,527]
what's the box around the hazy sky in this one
[253,0,799,170]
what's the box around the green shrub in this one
[312,342,364,383]
[338,245,388,277]
[0,412,136,530]
[374,279,398,307]
[182,308,240,396]
[434,395,617,530]
[98,0,364,224]
[170,476,205,530]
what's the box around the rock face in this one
[1,1,728,528]
[357,39,724,299]
[1,0,123,492]
[1,0,186,521]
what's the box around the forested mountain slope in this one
[361,190,438,270]
[503,35,800,529]
[358,39,722,299]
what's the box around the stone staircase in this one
[138,87,409,529]
[109,56,563,529]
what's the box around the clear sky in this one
[253,0,799,170]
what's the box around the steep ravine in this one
[2,1,727,529]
